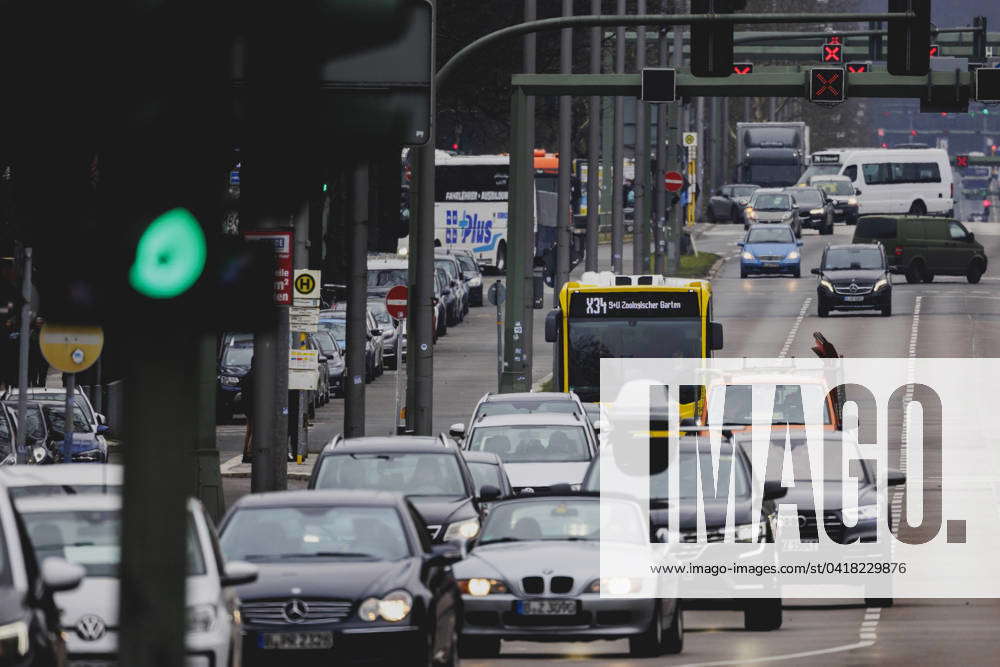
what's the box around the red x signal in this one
[956,155,969,168]
[828,36,841,45]
[816,72,841,95]
[846,62,870,73]
[732,63,753,75]
[810,67,846,103]
[823,43,843,62]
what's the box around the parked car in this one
[217,332,253,420]
[462,412,597,494]
[743,189,801,237]
[219,490,462,666]
[453,494,683,658]
[738,224,803,278]
[319,311,384,383]
[853,215,988,284]
[0,463,123,497]
[811,175,860,224]
[2,400,108,463]
[708,183,759,223]
[0,485,84,665]
[309,435,499,545]
[2,387,105,433]
[435,252,469,323]
[16,494,255,666]
[786,186,834,235]
[367,297,401,369]
[435,266,460,330]
[450,249,485,306]
[812,243,893,317]
[313,330,346,397]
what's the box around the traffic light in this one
[641,68,677,102]
[846,62,871,73]
[956,155,970,168]
[691,1,745,77]
[809,67,846,104]
[887,0,931,76]
[732,63,753,75]
[822,42,844,63]
[975,69,1000,103]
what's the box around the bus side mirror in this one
[709,322,724,351]
[544,310,559,343]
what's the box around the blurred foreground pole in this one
[15,245,31,463]
[555,0,572,302]
[406,145,435,433]
[612,0,625,274]
[654,2,669,275]
[634,0,648,272]
[345,162,368,437]
[586,0,601,272]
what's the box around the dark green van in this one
[852,216,988,284]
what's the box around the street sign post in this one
[292,269,320,303]
[383,284,409,435]
[39,324,105,463]
[488,280,506,391]
[664,171,684,192]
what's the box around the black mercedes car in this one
[582,436,787,631]
[309,436,499,545]
[812,243,893,317]
[219,490,463,666]
[786,186,835,235]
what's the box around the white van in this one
[803,148,953,216]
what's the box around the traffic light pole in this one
[653,0,668,275]
[634,0,648,273]
[612,0,625,275]
[585,0,601,273]
[14,245,31,463]
[555,0,572,303]
[345,162,368,438]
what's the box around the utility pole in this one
[289,199,309,457]
[695,95,704,223]
[612,0,626,274]
[667,0,685,274]
[345,163,368,437]
[555,0,572,302]
[634,0,648,273]
[586,0,601,272]
[14,245,30,463]
[654,1,669,275]
[710,96,721,203]
[407,145,436,433]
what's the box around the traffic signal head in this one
[956,155,969,167]
[887,0,931,75]
[822,42,843,63]
[929,44,940,57]
[846,62,871,73]
[975,69,1000,103]
[808,67,846,104]
[732,63,753,75]
[691,1,740,77]
[984,199,992,209]
[641,68,677,102]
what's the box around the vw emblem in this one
[798,514,808,528]
[283,599,309,623]
[76,614,107,641]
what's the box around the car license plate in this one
[844,295,864,302]
[835,208,844,214]
[259,631,334,650]
[517,599,578,616]
[763,262,779,268]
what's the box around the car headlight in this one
[873,277,889,291]
[468,276,482,287]
[398,246,409,257]
[221,375,241,386]
[588,577,642,594]
[735,521,767,542]
[458,578,509,596]
[810,208,824,215]
[786,250,800,260]
[443,517,480,542]
[782,212,794,220]
[741,251,755,260]
[819,278,834,291]
[746,208,756,219]
[359,590,413,622]
[842,505,879,523]
[846,197,857,206]
[32,446,48,463]
[0,620,28,657]
[654,527,681,543]
[187,604,218,634]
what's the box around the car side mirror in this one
[96,413,107,425]
[592,419,607,434]
[967,232,975,242]
[763,480,788,501]
[797,240,804,247]
[96,425,111,437]
[41,557,85,593]
[449,423,466,439]
[737,241,745,247]
[887,469,906,487]
[855,188,862,195]
[478,484,501,501]
[810,268,821,275]
[888,266,902,274]
[429,543,463,565]
[221,561,259,587]
[544,310,559,343]
[709,321,724,351]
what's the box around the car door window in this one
[862,163,890,185]
[948,222,969,241]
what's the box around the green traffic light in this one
[129,207,207,299]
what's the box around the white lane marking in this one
[675,640,876,666]
[778,298,813,358]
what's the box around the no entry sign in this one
[664,171,684,192]
[385,284,409,320]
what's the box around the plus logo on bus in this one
[585,297,608,315]
[459,213,492,245]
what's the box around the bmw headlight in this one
[221,375,241,386]
[458,578,509,596]
[873,277,889,291]
[187,604,218,634]
[588,577,642,594]
[741,251,755,260]
[847,197,858,206]
[842,505,879,523]
[359,591,413,622]
[0,620,28,657]
[810,208,824,215]
[786,250,800,260]
[735,521,767,543]
[819,278,834,291]
[443,517,480,542]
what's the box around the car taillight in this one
[894,246,904,256]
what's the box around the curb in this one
[707,250,739,280]
[532,373,553,392]
[220,454,314,480]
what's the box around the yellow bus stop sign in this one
[40,324,105,373]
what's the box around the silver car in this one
[0,463,122,497]
[15,494,257,667]
[453,495,682,659]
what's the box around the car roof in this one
[481,392,577,403]
[471,413,587,427]
[462,451,503,465]
[826,243,881,251]
[323,436,450,454]
[15,494,123,513]
[747,224,795,234]
[0,464,123,487]
[232,489,406,509]
[811,175,851,182]
[367,258,409,269]
[724,183,758,188]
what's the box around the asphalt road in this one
[220,220,1000,665]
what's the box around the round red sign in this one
[385,284,409,320]
[664,171,684,192]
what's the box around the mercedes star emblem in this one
[76,614,107,641]
[283,599,309,623]
[850,282,859,293]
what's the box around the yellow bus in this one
[544,271,723,420]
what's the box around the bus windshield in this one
[567,318,701,402]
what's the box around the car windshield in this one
[791,190,823,206]
[319,319,347,344]
[367,301,394,326]
[824,247,884,271]
[436,259,459,280]
[708,384,832,426]
[752,194,792,211]
[5,404,44,441]
[21,509,204,577]
[766,440,869,484]
[221,506,411,562]
[747,228,795,244]
[315,452,467,497]
[456,255,479,274]
[732,186,757,198]
[478,499,645,545]
[221,339,254,367]
[41,405,91,434]
[467,425,591,464]
[368,268,408,287]
[585,449,751,500]
[314,333,340,358]
[475,399,579,419]
[468,462,503,495]
[815,180,854,196]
